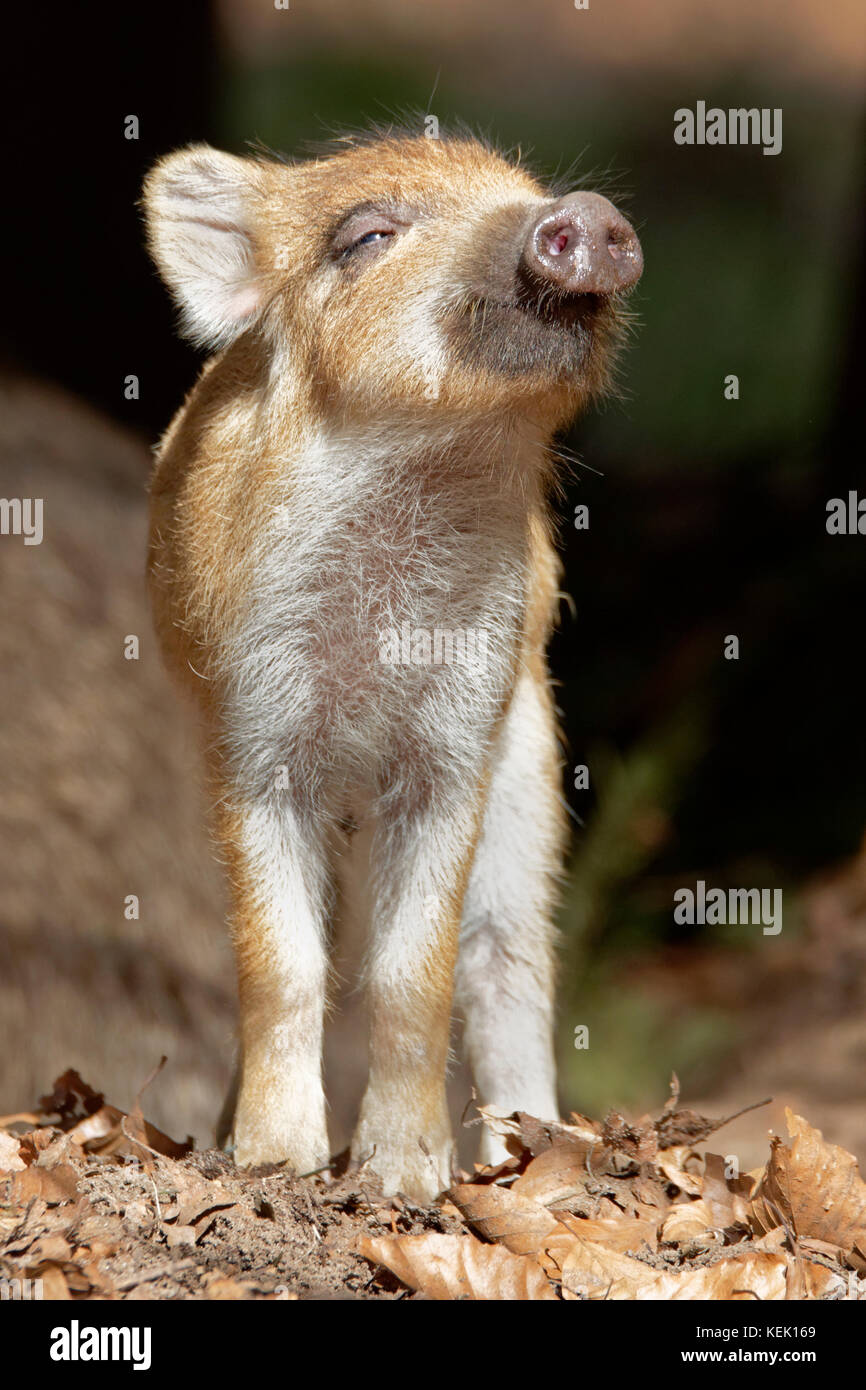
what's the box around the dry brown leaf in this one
[164,1224,197,1249]
[559,1214,658,1254]
[749,1194,779,1236]
[595,1081,771,1176]
[559,1237,798,1301]
[784,1248,844,1300]
[750,1109,866,1261]
[562,1113,611,1146]
[35,1262,72,1300]
[450,1180,655,1278]
[449,1181,569,1256]
[511,1140,605,1207]
[475,1106,603,1173]
[175,1192,239,1229]
[76,1258,118,1297]
[60,1264,97,1296]
[73,1212,127,1251]
[602,1111,658,1163]
[655,1076,771,1149]
[23,1133,80,1171]
[9,1163,79,1206]
[124,1105,191,1164]
[796,1236,840,1259]
[26,1234,73,1263]
[66,1105,127,1148]
[477,1106,602,1160]
[45,1061,192,1165]
[751,1225,788,1253]
[638,1251,789,1301]
[702,1152,753,1228]
[18,1128,64,1164]
[360,1231,557,1300]
[205,1274,257,1300]
[65,1101,190,1165]
[660,1198,721,1247]
[559,1236,658,1298]
[655,1107,730,1149]
[633,1172,669,1210]
[0,1132,26,1173]
[657,1146,704,1196]
[0,1113,41,1129]
[799,1261,841,1298]
[39,1070,105,1126]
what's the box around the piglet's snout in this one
[522,192,643,296]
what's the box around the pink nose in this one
[523,192,643,296]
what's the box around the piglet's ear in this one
[143,144,265,350]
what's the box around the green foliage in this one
[559,968,735,1115]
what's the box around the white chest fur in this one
[220,423,535,810]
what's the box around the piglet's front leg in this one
[218,792,331,1176]
[351,788,483,1204]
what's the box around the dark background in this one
[2,0,864,1153]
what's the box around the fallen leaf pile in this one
[359,1080,866,1301]
[2,1069,865,1300]
[0,1067,459,1300]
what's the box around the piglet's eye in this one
[343,227,395,256]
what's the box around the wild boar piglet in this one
[143,130,642,1202]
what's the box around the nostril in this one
[539,223,573,258]
[546,228,570,256]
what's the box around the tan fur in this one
[143,130,638,1201]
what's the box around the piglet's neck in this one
[280,405,554,487]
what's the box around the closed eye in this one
[331,206,412,263]
[341,227,396,258]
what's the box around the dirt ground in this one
[1,1069,865,1301]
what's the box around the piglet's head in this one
[143,133,641,430]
